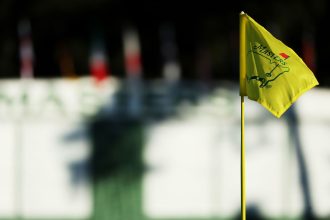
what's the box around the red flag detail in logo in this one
[279,52,289,59]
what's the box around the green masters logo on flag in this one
[240,12,319,118]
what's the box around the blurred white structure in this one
[0,79,329,219]
[143,86,330,219]
[0,78,118,219]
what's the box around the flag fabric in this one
[160,24,181,82]
[123,27,143,117]
[302,31,317,73]
[58,43,76,78]
[123,27,142,77]
[240,12,319,118]
[89,25,110,83]
[18,19,34,78]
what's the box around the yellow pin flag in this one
[239,12,319,220]
[240,12,319,118]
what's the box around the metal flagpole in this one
[241,96,246,220]
[239,11,247,220]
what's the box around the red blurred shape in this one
[279,52,289,59]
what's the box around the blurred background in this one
[0,0,330,219]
